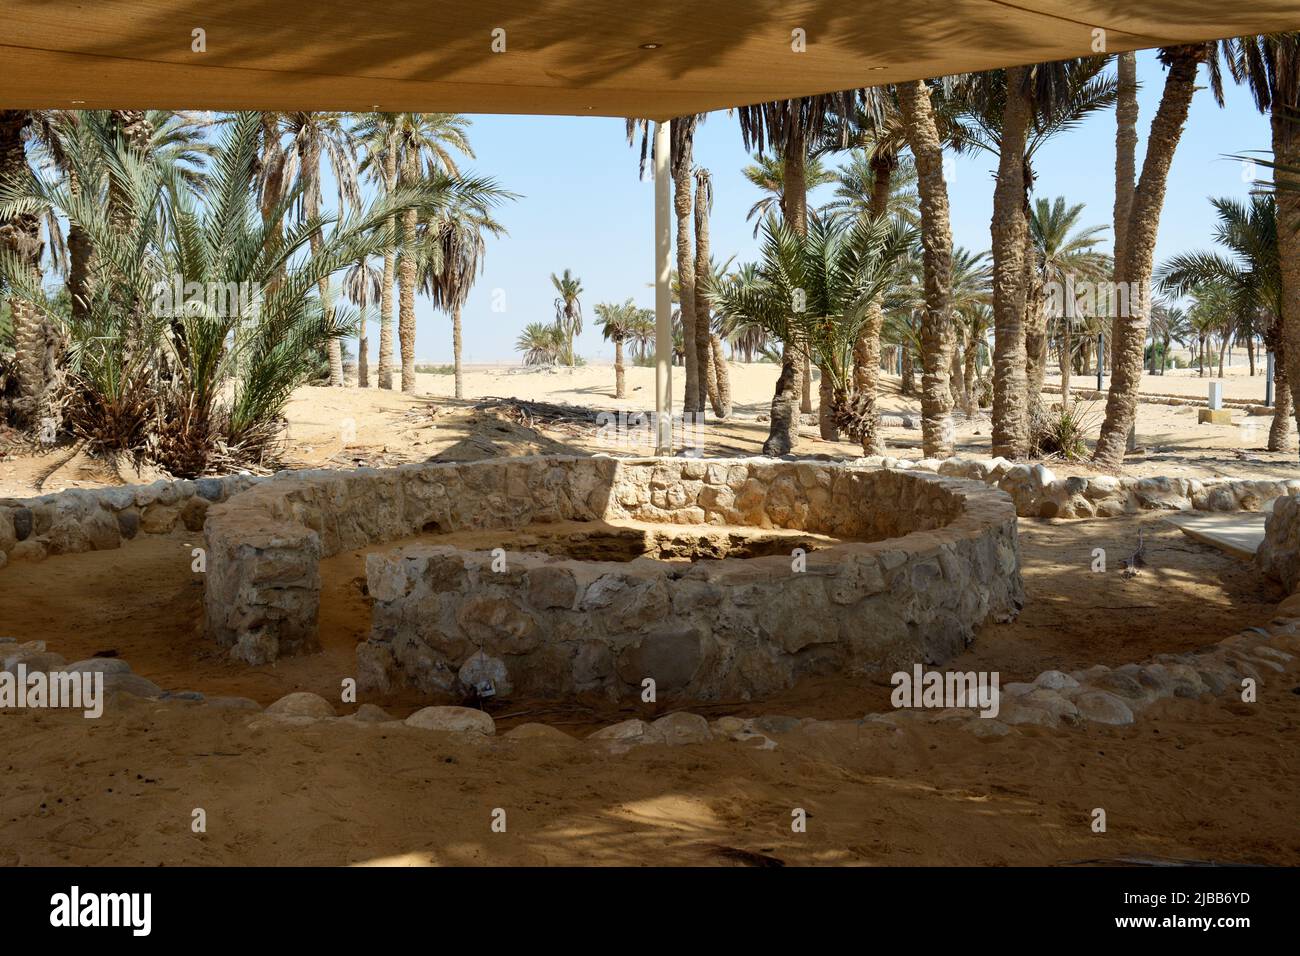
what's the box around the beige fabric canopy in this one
[2,1,1297,117]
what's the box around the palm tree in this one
[947,247,994,416]
[1216,33,1300,455]
[420,199,506,400]
[821,150,920,228]
[390,113,475,392]
[516,322,563,367]
[737,93,858,451]
[954,58,1116,454]
[1030,197,1111,408]
[1094,43,1218,466]
[0,112,488,475]
[353,113,402,389]
[594,299,649,398]
[711,213,914,443]
[1148,301,1190,376]
[1156,194,1288,448]
[693,167,730,418]
[895,80,957,457]
[742,153,837,236]
[343,257,383,387]
[550,268,583,366]
[270,112,361,388]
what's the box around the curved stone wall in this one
[199,456,1024,701]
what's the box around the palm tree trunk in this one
[672,119,699,414]
[852,149,896,453]
[897,80,956,458]
[398,152,419,393]
[1274,102,1300,459]
[358,306,369,387]
[1112,51,1139,371]
[710,335,731,418]
[989,67,1032,459]
[614,338,626,399]
[1061,322,1073,407]
[1023,224,1048,424]
[378,140,397,390]
[452,304,464,400]
[763,349,803,456]
[693,170,722,416]
[764,126,809,455]
[66,163,91,324]
[1094,46,1204,466]
[0,110,48,428]
[1270,355,1293,452]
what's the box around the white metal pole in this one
[653,119,673,456]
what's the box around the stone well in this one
[202,456,1023,701]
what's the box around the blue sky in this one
[379,50,1272,364]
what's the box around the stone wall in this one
[1257,495,1300,593]
[358,463,1023,702]
[0,475,257,571]
[199,458,1023,680]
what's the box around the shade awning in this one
[2,1,1297,117]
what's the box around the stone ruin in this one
[200,456,1024,702]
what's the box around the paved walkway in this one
[1165,510,1270,561]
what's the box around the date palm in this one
[594,298,649,398]
[420,199,506,399]
[953,58,1116,454]
[738,93,857,450]
[1157,194,1287,447]
[0,112,492,475]
[1094,43,1220,466]
[1215,33,1300,455]
[1030,197,1110,408]
[711,213,914,445]
[269,112,361,387]
[343,257,383,387]
[516,322,563,367]
[390,113,475,392]
[550,268,583,366]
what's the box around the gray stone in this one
[265,691,335,719]
[405,705,495,735]
[1033,669,1079,691]
[104,673,164,699]
[1073,690,1135,725]
[457,650,512,697]
[206,696,261,710]
[651,712,712,745]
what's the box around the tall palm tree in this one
[955,58,1116,453]
[354,113,402,389]
[594,298,648,398]
[693,166,730,418]
[1094,43,1218,466]
[271,112,361,387]
[390,113,475,392]
[1216,33,1300,455]
[420,200,505,399]
[550,268,583,366]
[343,257,383,387]
[737,93,857,451]
[1030,197,1111,408]
[895,80,957,458]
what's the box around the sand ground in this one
[1,362,1298,866]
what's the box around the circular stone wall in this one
[202,456,1023,701]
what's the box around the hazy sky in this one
[365,50,1272,364]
